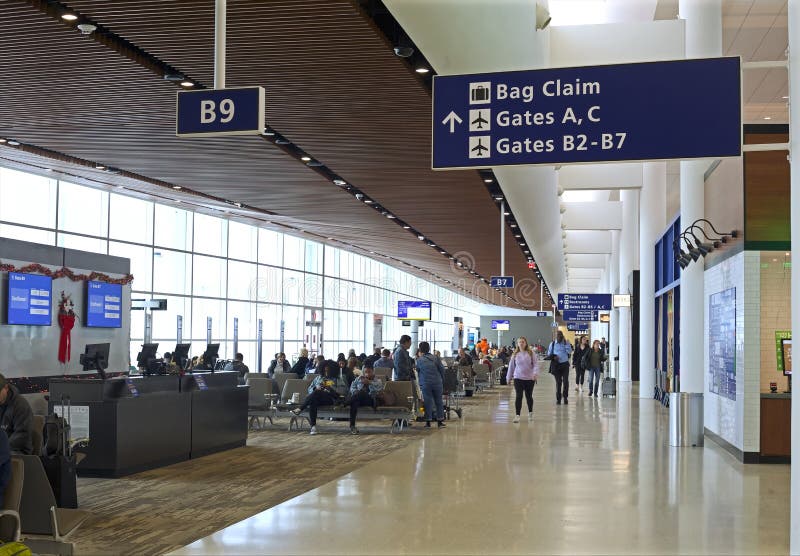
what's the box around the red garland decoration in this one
[0,261,133,285]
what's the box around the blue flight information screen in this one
[7,272,52,325]
[397,300,431,321]
[86,281,122,328]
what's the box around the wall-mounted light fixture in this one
[673,218,738,269]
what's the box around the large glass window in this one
[109,194,153,244]
[154,205,193,251]
[58,181,109,237]
[228,221,257,262]
[193,255,227,298]
[153,249,192,295]
[194,213,227,257]
[0,168,57,228]
[1,164,482,365]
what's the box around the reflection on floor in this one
[173,377,790,555]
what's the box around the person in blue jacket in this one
[415,341,446,428]
[547,330,573,405]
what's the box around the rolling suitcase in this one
[601,376,616,398]
[42,396,79,508]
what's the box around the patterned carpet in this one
[69,388,505,555]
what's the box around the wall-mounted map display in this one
[708,287,736,400]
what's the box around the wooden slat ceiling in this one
[0,0,543,308]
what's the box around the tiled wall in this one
[703,251,760,453]
[759,251,792,392]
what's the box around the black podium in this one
[48,372,247,477]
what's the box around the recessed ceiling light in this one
[7,140,20,146]
[484,178,493,183]
[327,237,333,240]
[234,202,242,208]
[333,179,347,186]
[515,234,521,238]
[764,116,772,120]
[173,185,182,190]
[387,214,395,219]
[0,139,6,144]
[416,67,430,74]
[504,212,510,216]
[494,196,504,200]
[95,164,106,170]
[783,96,789,99]
[180,81,194,88]
[301,156,312,162]
[402,225,410,229]
[418,235,425,240]
[61,13,78,21]
[364,199,374,204]
[440,251,446,254]
[520,243,526,246]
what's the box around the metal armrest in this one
[0,509,21,541]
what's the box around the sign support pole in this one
[214,0,226,89]
[499,200,505,347]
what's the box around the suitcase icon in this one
[472,85,489,102]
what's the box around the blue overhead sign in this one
[558,293,612,311]
[490,276,515,288]
[562,310,598,322]
[177,87,265,137]
[567,322,590,332]
[432,57,741,169]
[535,311,551,317]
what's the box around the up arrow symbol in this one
[441,111,463,133]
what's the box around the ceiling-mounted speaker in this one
[535,2,552,30]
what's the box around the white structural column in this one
[678,0,721,394]
[609,230,621,377]
[639,163,667,398]
[618,189,639,382]
[788,1,799,551]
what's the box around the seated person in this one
[456,347,473,367]
[268,353,291,376]
[374,349,394,371]
[292,362,345,435]
[308,355,325,374]
[0,429,9,506]
[223,352,250,384]
[0,373,33,455]
[364,347,382,368]
[347,364,384,435]
[291,348,310,379]
[343,357,359,387]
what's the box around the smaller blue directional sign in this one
[177,86,265,137]
[535,311,552,317]
[558,293,612,312]
[491,319,510,331]
[567,322,590,332]
[490,276,515,288]
[562,310,598,322]
[432,57,741,169]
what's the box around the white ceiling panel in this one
[558,163,643,190]
[566,254,609,267]
[561,202,622,230]
[567,268,604,278]
[565,230,612,253]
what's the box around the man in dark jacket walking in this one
[0,373,33,455]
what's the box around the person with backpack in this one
[585,339,607,397]
[546,331,573,405]
[506,336,540,423]
[572,336,590,395]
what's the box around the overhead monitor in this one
[86,281,123,328]
[782,339,792,376]
[80,343,110,380]
[613,294,631,307]
[136,343,159,369]
[7,272,52,326]
[491,319,510,331]
[397,300,431,321]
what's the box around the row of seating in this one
[247,377,415,433]
[0,453,90,555]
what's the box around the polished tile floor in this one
[173,378,790,555]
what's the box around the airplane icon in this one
[469,109,491,132]
[469,136,490,158]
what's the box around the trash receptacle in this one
[669,392,704,447]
